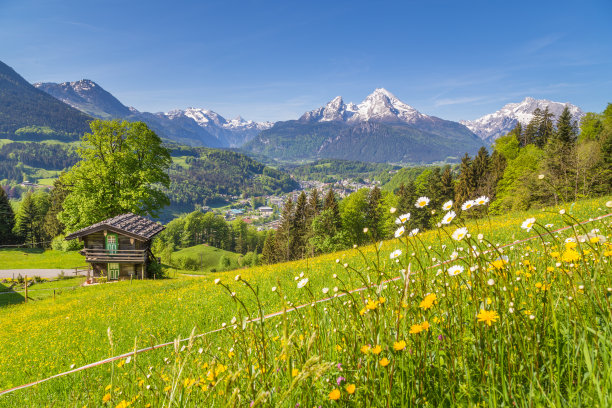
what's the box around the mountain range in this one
[460,97,584,143]
[34,79,271,147]
[0,59,587,164]
[242,88,485,163]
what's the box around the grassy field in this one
[0,248,85,269]
[0,196,610,406]
[0,277,86,306]
[171,244,242,273]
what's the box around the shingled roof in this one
[65,213,165,241]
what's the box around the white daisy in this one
[442,200,453,211]
[390,249,402,259]
[447,265,464,276]
[395,213,411,224]
[409,228,419,237]
[461,200,475,211]
[441,210,456,225]
[475,196,489,205]
[297,278,309,288]
[521,217,536,232]
[394,226,405,238]
[452,227,468,241]
[415,196,430,208]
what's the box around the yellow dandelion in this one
[371,345,382,354]
[393,340,406,351]
[476,309,500,326]
[329,388,341,400]
[102,393,111,403]
[419,293,437,310]
[345,383,356,394]
[380,357,390,367]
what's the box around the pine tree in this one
[425,167,444,209]
[307,188,321,220]
[509,122,523,145]
[440,166,454,203]
[484,151,506,200]
[274,197,293,262]
[323,189,341,231]
[523,109,540,146]
[289,192,308,260]
[261,230,277,264]
[535,107,555,148]
[43,178,68,240]
[543,106,578,202]
[472,147,491,196]
[0,187,15,244]
[366,186,384,240]
[454,153,475,211]
[15,191,38,246]
[397,181,416,215]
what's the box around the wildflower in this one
[102,393,111,403]
[371,345,382,354]
[521,218,536,232]
[452,227,468,241]
[409,228,419,237]
[409,324,423,334]
[393,340,406,351]
[360,345,371,354]
[271,286,277,292]
[390,249,402,259]
[461,200,475,211]
[390,207,397,213]
[475,196,489,205]
[380,357,390,367]
[336,376,345,385]
[363,227,369,233]
[487,279,495,286]
[561,249,580,263]
[441,211,456,225]
[442,200,453,211]
[297,278,309,288]
[559,209,566,215]
[345,384,356,394]
[415,196,430,208]
[234,274,241,281]
[447,265,464,276]
[329,389,341,400]
[421,321,430,331]
[538,174,545,180]
[476,309,500,326]
[292,368,299,377]
[394,226,405,238]
[322,287,329,294]
[366,299,378,310]
[396,213,410,224]
[489,258,507,270]
[450,251,458,260]
[419,293,437,310]
[607,200,612,208]
[214,278,221,285]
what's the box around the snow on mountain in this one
[34,79,132,119]
[165,108,272,147]
[460,97,584,142]
[300,88,433,125]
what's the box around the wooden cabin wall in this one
[84,232,105,249]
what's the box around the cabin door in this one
[105,233,118,254]
[108,263,120,280]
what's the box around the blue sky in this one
[1,0,611,122]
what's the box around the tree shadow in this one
[0,281,25,307]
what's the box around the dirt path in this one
[0,269,87,279]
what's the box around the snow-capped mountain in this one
[300,88,433,125]
[460,97,584,143]
[244,88,483,164]
[34,79,132,119]
[35,79,270,147]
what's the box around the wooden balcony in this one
[80,249,147,263]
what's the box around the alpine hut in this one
[65,213,164,281]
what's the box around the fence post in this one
[24,274,27,303]
[54,289,56,301]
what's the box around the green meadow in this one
[0,196,610,406]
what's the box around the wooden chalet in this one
[65,213,164,281]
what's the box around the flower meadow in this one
[0,197,611,407]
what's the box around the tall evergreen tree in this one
[14,191,38,246]
[323,188,342,231]
[472,147,491,196]
[0,187,15,244]
[397,181,416,215]
[274,197,293,262]
[365,186,384,240]
[454,153,475,211]
[289,191,309,260]
[261,230,277,264]
[535,107,555,148]
[439,166,454,203]
[43,178,68,240]
[543,106,578,203]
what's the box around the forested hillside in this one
[281,159,400,182]
[166,145,299,213]
[0,60,91,141]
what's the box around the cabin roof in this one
[65,213,165,241]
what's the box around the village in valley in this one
[1,1,611,406]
